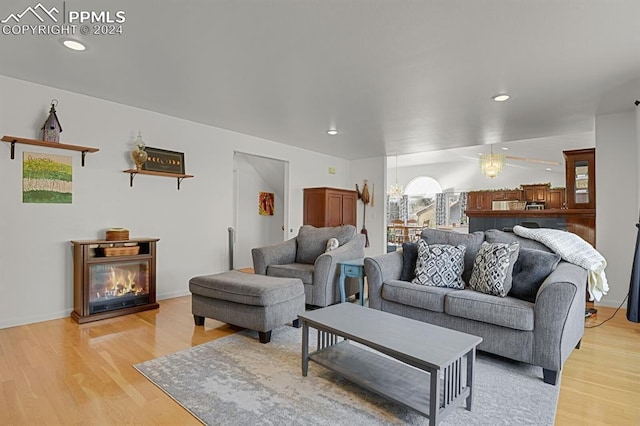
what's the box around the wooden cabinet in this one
[467,191,493,211]
[522,184,549,203]
[505,190,523,200]
[303,187,357,227]
[71,238,159,323]
[467,190,521,212]
[564,148,595,210]
[547,188,566,209]
[564,148,595,246]
[492,190,522,201]
[491,191,507,201]
[566,216,596,247]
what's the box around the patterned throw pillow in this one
[469,242,520,297]
[411,239,466,289]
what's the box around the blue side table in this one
[339,258,365,305]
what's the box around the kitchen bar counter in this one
[465,208,595,246]
[465,208,594,218]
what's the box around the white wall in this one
[234,154,285,269]
[0,76,352,328]
[595,111,638,308]
[349,157,387,256]
[637,103,640,214]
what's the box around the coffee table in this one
[298,303,482,425]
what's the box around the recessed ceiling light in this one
[492,94,510,102]
[501,147,509,151]
[545,167,552,171]
[327,129,338,136]
[61,39,86,51]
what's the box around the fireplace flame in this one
[98,266,144,299]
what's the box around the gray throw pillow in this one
[469,242,520,297]
[420,228,484,284]
[295,225,356,264]
[485,229,552,252]
[412,240,466,289]
[400,242,419,281]
[510,248,561,302]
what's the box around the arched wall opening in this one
[388,176,443,228]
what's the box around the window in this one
[388,176,442,227]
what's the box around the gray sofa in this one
[364,228,587,385]
[252,225,365,307]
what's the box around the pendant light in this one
[479,145,506,178]
[388,156,404,198]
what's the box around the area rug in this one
[134,327,559,425]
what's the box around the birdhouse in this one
[41,100,62,142]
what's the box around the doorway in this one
[232,152,288,269]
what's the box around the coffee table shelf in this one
[310,340,441,415]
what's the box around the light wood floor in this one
[1,298,638,425]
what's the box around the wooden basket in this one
[103,246,140,257]
[509,201,527,210]
[106,228,130,241]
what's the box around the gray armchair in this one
[252,225,366,307]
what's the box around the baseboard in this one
[594,298,627,309]
[0,291,192,330]
[0,308,74,330]
[157,289,191,300]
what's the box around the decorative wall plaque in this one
[142,147,185,174]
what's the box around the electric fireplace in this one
[71,238,159,323]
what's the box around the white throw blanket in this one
[513,225,609,301]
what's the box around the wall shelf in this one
[123,169,194,190]
[2,135,99,167]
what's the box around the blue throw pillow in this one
[509,248,561,302]
[400,242,419,281]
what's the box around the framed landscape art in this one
[23,151,72,203]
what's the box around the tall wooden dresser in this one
[303,187,357,227]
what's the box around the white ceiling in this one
[1,0,639,164]
[394,131,595,169]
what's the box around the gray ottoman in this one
[189,270,305,343]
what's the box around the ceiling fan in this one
[503,155,560,166]
[479,146,560,178]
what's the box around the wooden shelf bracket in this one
[129,170,138,187]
